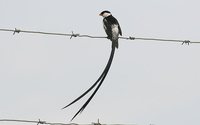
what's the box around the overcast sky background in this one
[1,0,200,125]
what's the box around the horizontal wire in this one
[0,119,136,125]
[0,28,200,45]
[0,119,83,125]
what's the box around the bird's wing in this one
[113,17,122,36]
[104,16,122,36]
[103,18,113,39]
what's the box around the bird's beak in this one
[99,13,102,16]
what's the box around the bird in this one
[100,10,122,48]
[62,10,122,121]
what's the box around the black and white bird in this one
[62,10,122,121]
[100,10,122,48]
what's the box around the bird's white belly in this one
[111,24,119,40]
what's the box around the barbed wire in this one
[0,119,136,125]
[0,119,73,125]
[0,28,199,45]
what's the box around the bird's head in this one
[99,10,111,18]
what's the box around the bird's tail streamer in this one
[62,43,116,121]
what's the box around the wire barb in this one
[13,28,20,35]
[92,119,101,125]
[37,119,46,125]
[182,40,190,45]
[70,31,79,39]
[129,36,135,40]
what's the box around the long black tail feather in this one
[70,44,115,121]
[62,69,105,109]
[63,42,116,121]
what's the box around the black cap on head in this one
[100,10,111,15]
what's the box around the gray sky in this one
[1,0,200,125]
